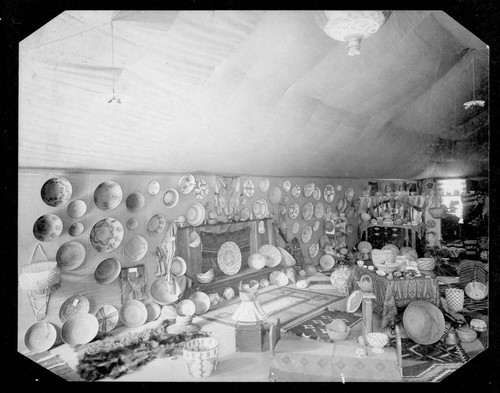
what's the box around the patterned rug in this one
[284,308,363,341]
[198,286,343,328]
[403,362,463,382]
[25,350,82,381]
[386,337,469,363]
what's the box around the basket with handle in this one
[19,244,61,320]
[428,195,447,219]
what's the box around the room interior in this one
[17,10,490,383]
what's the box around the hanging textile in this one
[212,176,240,219]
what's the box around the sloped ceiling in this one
[19,10,489,179]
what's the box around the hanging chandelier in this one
[314,11,391,56]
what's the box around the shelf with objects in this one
[176,217,283,298]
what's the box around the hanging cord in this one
[108,21,121,104]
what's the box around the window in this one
[436,179,466,223]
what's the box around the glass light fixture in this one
[463,48,485,110]
[314,11,391,56]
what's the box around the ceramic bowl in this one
[189,291,211,315]
[41,177,72,207]
[144,301,162,322]
[188,231,201,248]
[119,299,148,327]
[67,199,87,218]
[176,299,196,317]
[94,305,119,332]
[61,313,99,346]
[163,189,179,208]
[33,214,63,242]
[59,295,90,323]
[248,253,267,270]
[123,235,148,262]
[259,244,282,267]
[56,241,86,271]
[197,271,215,284]
[171,256,187,276]
[465,281,488,300]
[90,217,124,253]
[68,222,84,237]
[126,218,139,230]
[326,323,350,342]
[24,322,57,353]
[366,332,389,348]
[94,257,121,285]
[93,181,123,211]
[146,214,166,236]
[150,276,186,305]
[126,192,145,212]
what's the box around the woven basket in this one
[19,262,61,291]
[445,288,464,312]
[428,206,447,219]
[417,257,436,271]
[326,325,351,342]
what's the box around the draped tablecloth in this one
[347,266,441,328]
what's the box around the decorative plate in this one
[291,185,301,199]
[41,177,72,207]
[33,214,63,242]
[178,174,196,195]
[301,225,313,244]
[304,183,315,198]
[243,179,255,197]
[325,205,332,216]
[69,222,84,237]
[259,178,270,193]
[90,218,124,253]
[292,221,300,234]
[94,181,123,211]
[123,235,148,262]
[337,197,348,213]
[59,295,90,323]
[426,219,436,228]
[253,199,268,219]
[95,305,119,332]
[315,202,324,219]
[313,220,320,232]
[282,180,291,192]
[146,301,162,322]
[163,189,179,208]
[56,241,86,271]
[309,243,319,258]
[24,322,57,353]
[302,202,314,221]
[324,184,335,203]
[186,202,205,227]
[313,187,321,201]
[217,241,242,275]
[148,180,161,195]
[146,214,166,236]
[171,256,187,276]
[126,218,138,230]
[289,203,299,219]
[126,192,145,212]
[345,206,355,219]
[319,254,335,270]
[194,178,209,199]
[337,185,343,191]
[345,187,355,202]
[94,257,121,285]
[67,199,87,218]
[119,299,148,327]
[346,290,363,313]
[61,313,99,346]
[268,186,282,205]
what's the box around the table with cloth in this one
[347,266,441,328]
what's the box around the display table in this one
[269,333,401,382]
[347,266,441,328]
